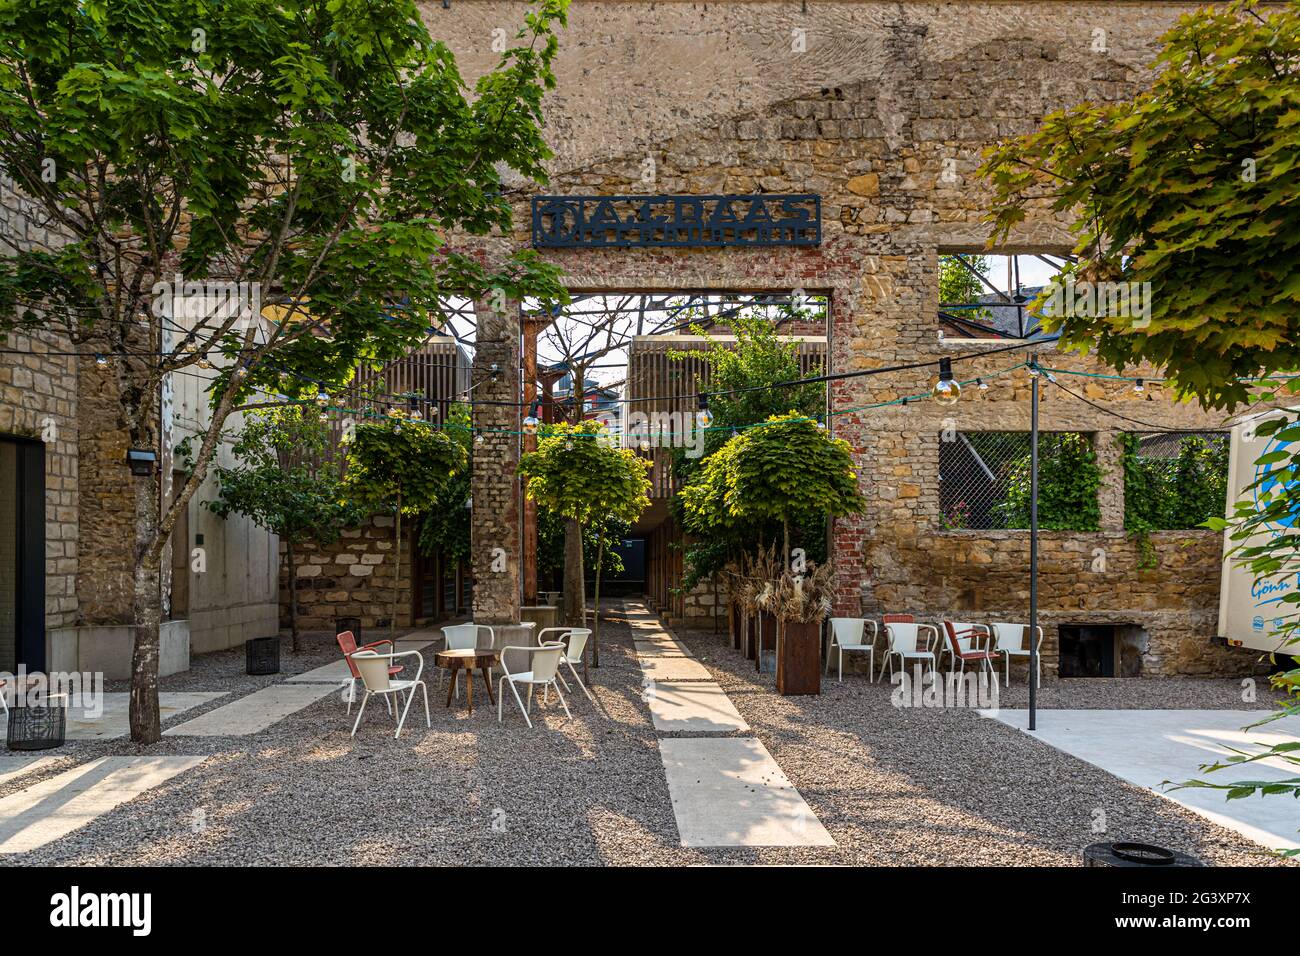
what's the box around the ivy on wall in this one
[997,432,1102,531]
[1120,432,1229,568]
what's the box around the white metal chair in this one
[990,622,1044,687]
[348,649,430,739]
[497,642,570,728]
[537,626,597,706]
[825,617,877,682]
[879,622,939,683]
[438,623,496,697]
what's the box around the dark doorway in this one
[0,437,45,672]
[1058,624,1117,678]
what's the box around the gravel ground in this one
[5,606,1292,866]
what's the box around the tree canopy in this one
[981,0,1300,410]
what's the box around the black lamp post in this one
[1028,361,1040,731]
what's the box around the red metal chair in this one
[941,620,997,682]
[336,631,402,714]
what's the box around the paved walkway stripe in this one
[634,640,693,658]
[622,599,833,849]
[639,656,715,681]
[0,692,225,741]
[0,756,206,853]
[286,638,435,683]
[647,682,750,733]
[164,684,337,736]
[660,738,836,847]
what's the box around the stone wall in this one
[283,514,414,633]
[430,1,1265,677]
[0,176,79,644]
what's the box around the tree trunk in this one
[287,540,300,653]
[563,516,584,630]
[591,528,605,668]
[129,470,163,745]
[391,495,402,641]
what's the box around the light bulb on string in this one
[94,353,108,368]
[931,358,961,406]
[565,439,574,451]
[976,377,988,395]
[522,402,541,435]
[1134,378,1145,393]
[316,391,330,408]
[695,393,713,429]
[474,433,485,447]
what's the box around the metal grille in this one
[939,431,1092,530]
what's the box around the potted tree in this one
[772,561,835,695]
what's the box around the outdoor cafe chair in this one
[940,621,998,682]
[879,621,939,683]
[348,648,431,739]
[497,642,570,729]
[989,622,1044,687]
[438,624,497,698]
[825,617,877,682]
[336,630,399,715]
[537,626,597,706]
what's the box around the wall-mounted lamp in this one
[126,448,157,477]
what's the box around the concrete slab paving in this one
[164,684,337,736]
[0,755,56,787]
[984,709,1300,851]
[647,681,749,733]
[634,640,693,658]
[0,692,225,740]
[0,756,206,853]
[639,656,715,682]
[659,737,834,847]
[286,638,435,683]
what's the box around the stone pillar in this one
[1095,427,1125,532]
[470,300,521,626]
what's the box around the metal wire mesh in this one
[938,431,1091,530]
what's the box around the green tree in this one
[344,417,467,638]
[669,310,827,584]
[981,0,1300,844]
[519,420,650,665]
[981,0,1300,412]
[681,414,865,571]
[205,406,359,652]
[417,405,473,567]
[0,0,569,742]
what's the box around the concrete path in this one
[647,682,750,733]
[286,638,435,683]
[985,709,1300,851]
[624,600,833,848]
[661,738,836,847]
[0,756,206,853]
[0,692,224,740]
[634,640,693,658]
[640,656,715,681]
[164,684,336,736]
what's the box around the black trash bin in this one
[1084,842,1203,867]
[7,693,68,751]
[245,636,281,675]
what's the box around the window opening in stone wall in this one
[1120,431,1230,531]
[938,252,1073,340]
[938,431,1101,531]
[1058,624,1145,678]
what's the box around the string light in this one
[931,357,961,406]
[316,391,329,407]
[695,393,713,428]
[94,353,108,367]
[1134,378,1145,393]
[522,402,541,435]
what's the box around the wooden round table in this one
[435,648,499,715]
